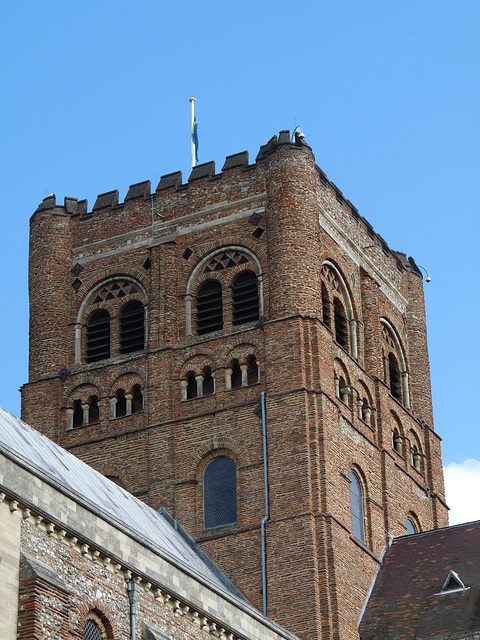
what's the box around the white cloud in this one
[443,459,480,525]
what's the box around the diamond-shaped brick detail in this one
[72,278,82,291]
[58,367,71,381]
[71,263,84,276]
[248,212,263,225]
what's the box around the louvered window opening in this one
[334,298,348,349]
[83,620,101,640]
[233,271,259,325]
[197,280,223,335]
[204,457,237,529]
[86,310,110,362]
[120,301,144,354]
[389,353,402,400]
[322,287,331,327]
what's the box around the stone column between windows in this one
[185,295,193,336]
[195,375,204,397]
[125,393,133,415]
[180,380,188,401]
[66,407,74,431]
[225,368,232,391]
[240,364,248,387]
[110,397,117,418]
[349,318,358,359]
[81,403,90,426]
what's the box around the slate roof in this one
[0,406,242,599]
[359,521,480,639]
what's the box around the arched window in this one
[349,470,365,543]
[247,354,259,385]
[120,301,144,354]
[204,457,237,529]
[232,270,259,325]
[73,399,83,428]
[186,371,197,399]
[406,517,417,535]
[83,620,101,640]
[393,429,403,455]
[89,395,99,423]
[334,297,348,350]
[203,367,215,395]
[388,352,402,400]
[86,309,110,362]
[197,280,223,335]
[230,359,242,389]
[131,384,143,413]
[116,389,127,417]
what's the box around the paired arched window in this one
[79,277,146,365]
[204,457,237,529]
[349,470,365,544]
[381,320,409,408]
[321,262,357,358]
[110,384,143,418]
[70,394,99,429]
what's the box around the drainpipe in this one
[260,390,269,616]
[126,579,141,640]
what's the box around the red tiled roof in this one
[359,521,480,639]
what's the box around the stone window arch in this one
[67,387,101,430]
[225,350,260,391]
[75,276,147,365]
[349,469,366,544]
[185,246,263,336]
[82,609,114,640]
[381,318,410,409]
[204,456,237,529]
[321,261,358,358]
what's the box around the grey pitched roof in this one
[0,406,240,598]
[359,521,480,639]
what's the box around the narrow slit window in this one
[120,301,144,354]
[232,271,259,325]
[86,309,110,362]
[197,280,223,335]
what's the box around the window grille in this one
[232,271,259,325]
[204,457,237,529]
[334,298,348,349]
[120,301,144,354]
[197,280,223,334]
[349,470,365,543]
[86,309,110,362]
[83,620,101,640]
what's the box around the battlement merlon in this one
[29,130,426,283]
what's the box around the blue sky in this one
[1,1,479,523]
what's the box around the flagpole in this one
[189,97,196,169]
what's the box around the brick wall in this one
[21,131,448,639]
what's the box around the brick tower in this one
[21,131,448,640]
